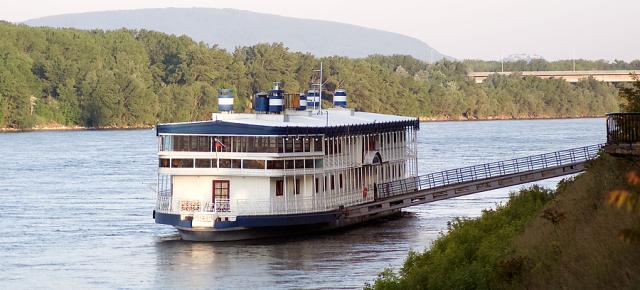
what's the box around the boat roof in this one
[157,108,419,137]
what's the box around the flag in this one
[214,138,226,151]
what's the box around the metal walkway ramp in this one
[345,144,603,218]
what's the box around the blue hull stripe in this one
[154,212,192,228]
[154,211,339,229]
[214,211,340,229]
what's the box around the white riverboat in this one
[154,68,419,241]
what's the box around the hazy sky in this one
[0,0,637,61]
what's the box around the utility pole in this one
[572,47,576,71]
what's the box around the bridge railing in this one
[375,144,603,200]
[607,113,640,144]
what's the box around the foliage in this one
[606,167,640,243]
[0,22,626,129]
[619,73,640,112]
[464,58,640,72]
[366,185,556,290]
[368,154,640,290]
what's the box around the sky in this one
[0,0,637,61]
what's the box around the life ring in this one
[363,186,369,198]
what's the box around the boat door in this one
[212,180,230,212]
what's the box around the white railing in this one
[155,190,375,216]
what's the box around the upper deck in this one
[156,108,419,137]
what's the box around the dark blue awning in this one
[156,119,419,137]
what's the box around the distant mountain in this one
[25,8,449,62]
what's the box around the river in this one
[0,118,605,289]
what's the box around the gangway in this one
[345,144,603,218]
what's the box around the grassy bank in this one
[368,153,640,289]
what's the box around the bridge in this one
[346,144,603,218]
[468,70,639,84]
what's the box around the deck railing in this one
[376,144,603,199]
[607,113,640,144]
[155,189,375,216]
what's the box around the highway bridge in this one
[468,70,639,84]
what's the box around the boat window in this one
[339,174,343,189]
[295,179,301,195]
[243,160,265,169]
[302,138,311,152]
[294,139,303,152]
[219,159,232,168]
[325,138,343,155]
[233,136,246,152]
[331,175,335,190]
[368,135,377,151]
[313,138,323,152]
[304,159,314,169]
[161,136,172,151]
[172,158,194,168]
[214,136,231,152]
[159,158,170,168]
[285,138,294,153]
[284,160,294,169]
[315,178,319,193]
[163,135,325,153]
[267,160,284,169]
[165,158,323,170]
[168,136,211,152]
[195,159,212,168]
[276,180,283,196]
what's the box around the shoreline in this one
[417,115,605,122]
[0,115,605,132]
[0,125,154,133]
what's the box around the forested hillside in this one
[0,22,623,129]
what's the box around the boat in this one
[153,64,419,241]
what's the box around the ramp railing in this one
[607,113,640,144]
[376,144,603,199]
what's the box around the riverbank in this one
[368,153,640,289]
[0,124,154,133]
[417,114,604,122]
[1,115,605,132]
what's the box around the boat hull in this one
[155,208,402,241]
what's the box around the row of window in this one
[161,136,324,153]
[272,163,407,196]
[159,158,324,169]
[160,133,407,154]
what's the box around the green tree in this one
[620,73,640,112]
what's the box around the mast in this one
[319,61,323,111]
[313,62,323,111]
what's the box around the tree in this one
[620,73,640,112]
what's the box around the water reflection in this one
[152,214,417,289]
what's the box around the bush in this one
[367,185,555,290]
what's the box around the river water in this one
[0,118,605,289]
